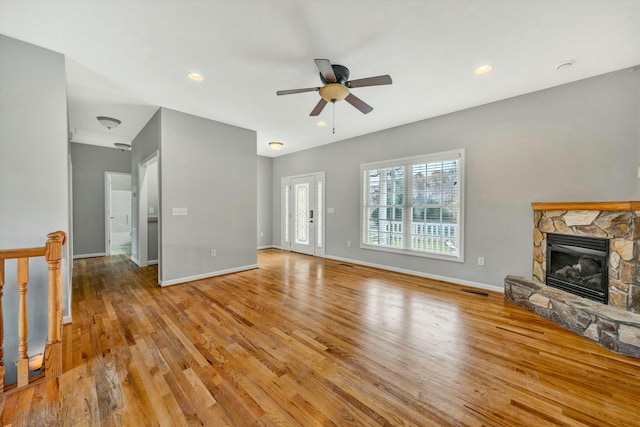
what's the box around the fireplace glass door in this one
[546,233,609,304]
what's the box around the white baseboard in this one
[159,264,258,287]
[148,260,158,265]
[63,315,72,324]
[73,252,106,259]
[324,254,503,293]
[130,256,140,266]
[258,245,279,250]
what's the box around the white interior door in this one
[282,172,325,257]
[105,172,132,255]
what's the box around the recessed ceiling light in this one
[317,121,327,127]
[474,65,493,75]
[187,72,204,81]
[556,60,575,71]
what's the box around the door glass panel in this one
[316,180,322,248]
[294,183,309,245]
[284,184,290,243]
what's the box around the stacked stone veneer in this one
[505,206,640,359]
[505,276,640,358]
[532,209,640,313]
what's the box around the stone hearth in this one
[505,276,640,358]
[505,201,640,359]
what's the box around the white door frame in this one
[137,151,159,268]
[105,171,132,255]
[281,171,325,257]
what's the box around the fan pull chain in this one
[332,101,336,134]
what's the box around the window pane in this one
[317,180,323,248]
[362,150,462,259]
[284,184,290,243]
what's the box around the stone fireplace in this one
[505,201,640,358]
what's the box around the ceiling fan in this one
[276,58,392,116]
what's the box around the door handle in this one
[309,209,313,223]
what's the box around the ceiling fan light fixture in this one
[114,142,131,151]
[319,83,349,102]
[269,141,283,151]
[97,116,121,129]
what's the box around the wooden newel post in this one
[44,231,66,378]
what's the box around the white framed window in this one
[361,149,464,262]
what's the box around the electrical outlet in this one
[211,249,216,257]
[478,257,485,266]
[347,240,351,247]
[149,207,154,214]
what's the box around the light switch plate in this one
[172,208,188,216]
[327,207,335,214]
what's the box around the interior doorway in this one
[136,152,160,275]
[105,172,132,256]
[281,172,325,257]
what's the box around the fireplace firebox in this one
[546,233,609,304]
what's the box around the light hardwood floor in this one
[2,249,640,426]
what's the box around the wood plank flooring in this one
[2,249,640,426]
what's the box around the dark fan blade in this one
[314,58,336,83]
[345,93,373,114]
[276,87,320,96]
[347,75,392,88]
[309,98,328,116]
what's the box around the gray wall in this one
[636,70,640,199]
[257,155,273,248]
[70,142,131,256]
[160,108,257,284]
[131,109,161,266]
[0,35,70,383]
[273,68,640,291]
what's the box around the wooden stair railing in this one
[0,231,66,393]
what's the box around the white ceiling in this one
[1,0,639,157]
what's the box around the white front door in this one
[290,176,315,255]
[282,172,325,257]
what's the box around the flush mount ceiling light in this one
[474,64,493,75]
[97,116,121,129]
[269,141,283,151]
[187,72,204,81]
[556,60,575,71]
[114,142,131,151]
[317,121,327,127]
